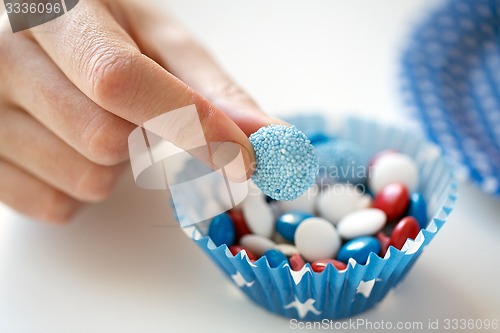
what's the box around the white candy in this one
[240,234,276,256]
[274,243,299,256]
[278,185,318,214]
[369,153,419,194]
[242,190,275,238]
[316,184,366,224]
[294,217,341,262]
[337,208,386,240]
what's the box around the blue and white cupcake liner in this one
[401,0,500,196]
[179,117,457,321]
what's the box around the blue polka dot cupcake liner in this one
[179,117,457,321]
[401,0,500,196]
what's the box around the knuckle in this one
[74,163,121,202]
[84,115,133,165]
[38,190,80,223]
[84,45,141,107]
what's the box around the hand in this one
[0,0,279,223]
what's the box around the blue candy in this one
[314,139,365,185]
[276,212,314,242]
[208,213,235,247]
[249,125,319,201]
[337,236,380,265]
[408,192,428,229]
[308,132,332,146]
[263,249,288,268]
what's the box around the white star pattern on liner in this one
[284,296,321,319]
[231,271,255,288]
[356,279,376,298]
[401,233,425,255]
[283,264,311,285]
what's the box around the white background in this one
[1,1,500,332]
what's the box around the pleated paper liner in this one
[180,117,457,321]
[401,0,500,196]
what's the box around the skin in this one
[0,0,283,223]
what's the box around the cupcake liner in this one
[401,0,500,196]
[179,117,457,320]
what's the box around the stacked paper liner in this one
[180,117,457,320]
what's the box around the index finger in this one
[27,0,254,171]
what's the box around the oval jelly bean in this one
[408,192,428,229]
[337,236,380,265]
[229,245,257,261]
[311,259,347,272]
[242,195,275,238]
[376,232,390,257]
[337,208,386,239]
[227,209,252,239]
[390,216,420,250]
[276,211,314,242]
[369,152,419,194]
[294,217,341,262]
[263,249,288,268]
[274,243,299,257]
[208,213,235,247]
[289,253,306,271]
[316,184,367,224]
[239,234,276,257]
[373,183,410,221]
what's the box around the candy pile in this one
[208,148,428,272]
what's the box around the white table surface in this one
[1,1,500,332]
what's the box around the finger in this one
[0,25,135,166]
[0,108,123,202]
[109,0,283,136]
[0,159,81,224]
[27,1,255,174]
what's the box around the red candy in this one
[389,216,420,250]
[229,245,257,261]
[373,183,410,221]
[228,210,252,240]
[376,231,391,257]
[289,253,306,271]
[311,259,347,272]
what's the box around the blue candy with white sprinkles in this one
[401,0,500,196]
[314,139,366,185]
[249,125,319,201]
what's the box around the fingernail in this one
[211,142,254,182]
